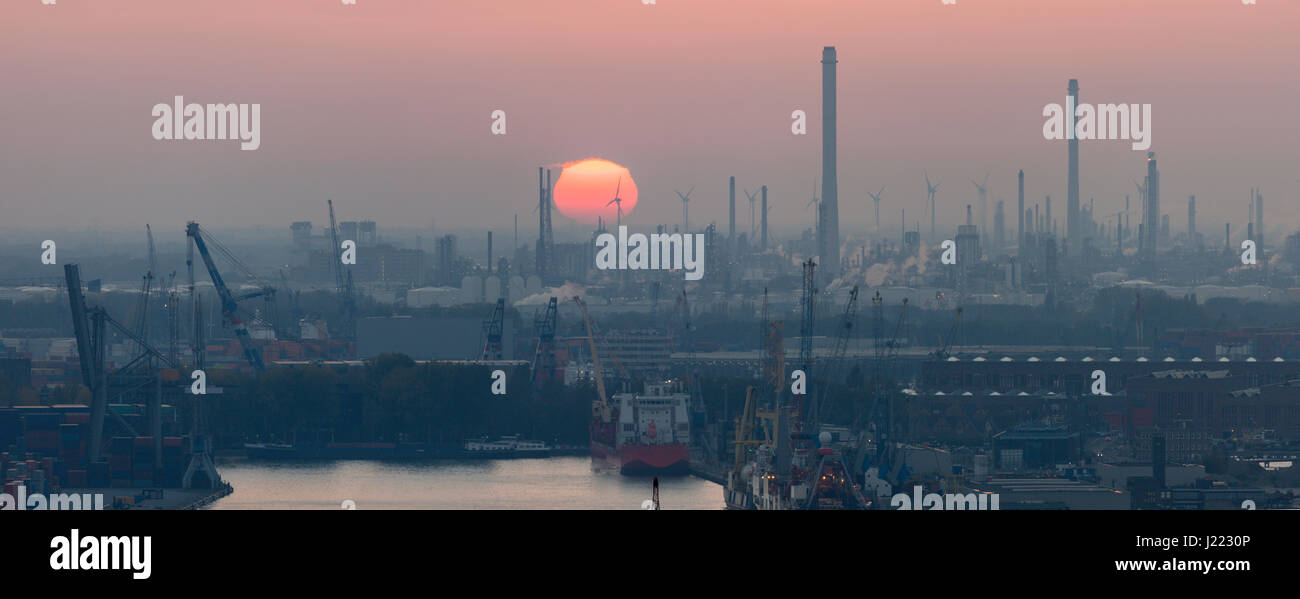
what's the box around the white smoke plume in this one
[513,282,587,307]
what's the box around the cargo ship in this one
[245,436,560,460]
[591,382,691,474]
[572,297,691,475]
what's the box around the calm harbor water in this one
[208,457,724,510]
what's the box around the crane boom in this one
[326,199,357,339]
[572,296,610,421]
[328,199,344,293]
[186,222,266,372]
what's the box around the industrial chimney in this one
[819,46,840,281]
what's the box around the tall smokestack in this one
[1067,79,1081,256]
[1017,169,1025,252]
[1256,190,1264,251]
[729,176,736,248]
[1188,195,1196,238]
[1045,196,1052,238]
[994,200,1005,255]
[761,185,768,250]
[487,231,493,274]
[536,167,546,276]
[1144,153,1159,256]
[819,46,840,281]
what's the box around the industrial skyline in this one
[0,0,1295,235]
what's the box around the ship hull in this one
[619,444,690,475]
[590,440,689,475]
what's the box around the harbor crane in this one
[572,296,610,422]
[328,199,358,339]
[185,221,268,372]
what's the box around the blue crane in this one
[186,221,267,372]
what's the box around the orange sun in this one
[552,158,637,226]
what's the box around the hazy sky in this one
[2,0,1296,243]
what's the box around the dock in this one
[64,482,234,510]
[689,459,725,484]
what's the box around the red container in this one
[64,413,90,425]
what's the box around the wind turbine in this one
[606,177,624,229]
[924,171,940,242]
[745,189,759,240]
[972,173,989,241]
[868,187,885,232]
[675,187,694,232]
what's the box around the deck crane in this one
[185,222,267,372]
[327,199,358,339]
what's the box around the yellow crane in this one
[572,296,611,423]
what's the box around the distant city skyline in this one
[2,0,1296,241]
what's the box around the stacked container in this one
[22,412,60,455]
[161,437,185,487]
[109,437,132,487]
[132,437,154,487]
